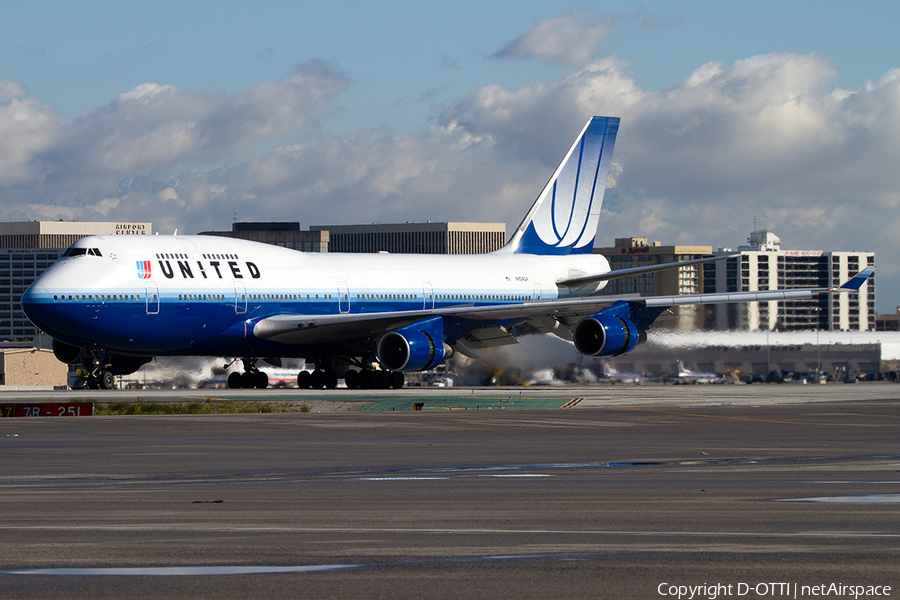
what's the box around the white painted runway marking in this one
[1,525,898,538]
[3,565,360,576]
[778,494,900,503]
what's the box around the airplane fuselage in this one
[22,234,610,358]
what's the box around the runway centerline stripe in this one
[0,525,897,538]
[619,407,868,427]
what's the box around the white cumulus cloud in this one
[493,10,618,67]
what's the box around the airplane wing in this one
[253,267,875,356]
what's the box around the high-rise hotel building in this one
[702,230,875,331]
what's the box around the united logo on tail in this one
[505,116,619,255]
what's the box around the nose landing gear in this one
[85,369,116,390]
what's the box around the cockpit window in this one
[61,247,102,257]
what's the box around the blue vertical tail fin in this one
[502,116,619,255]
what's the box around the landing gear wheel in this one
[310,370,325,389]
[375,371,390,389]
[87,375,100,390]
[344,369,359,389]
[254,371,268,389]
[358,370,373,389]
[228,372,242,389]
[240,372,256,389]
[324,370,338,389]
[99,370,116,390]
[297,371,311,389]
[390,371,405,389]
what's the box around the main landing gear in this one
[226,358,269,389]
[343,369,404,390]
[295,368,339,389]
[225,358,406,390]
[295,367,405,389]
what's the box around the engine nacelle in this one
[52,338,82,364]
[573,307,643,357]
[377,316,450,372]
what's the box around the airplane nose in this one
[20,282,45,305]
[20,283,50,328]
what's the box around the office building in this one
[876,307,900,332]
[593,237,713,330]
[199,222,329,252]
[702,229,875,332]
[311,222,506,254]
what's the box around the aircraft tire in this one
[358,370,374,389]
[324,370,338,389]
[255,371,268,389]
[296,371,311,389]
[344,369,359,389]
[310,370,325,389]
[390,372,405,389]
[227,372,242,389]
[375,371,390,389]
[240,372,256,389]
[99,370,116,390]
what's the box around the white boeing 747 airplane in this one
[21,116,874,390]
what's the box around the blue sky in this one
[7,1,897,126]
[2,1,900,310]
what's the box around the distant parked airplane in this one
[676,360,721,384]
[601,362,643,383]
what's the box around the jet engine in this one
[377,316,451,372]
[573,302,646,357]
[52,338,81,364]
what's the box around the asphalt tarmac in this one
[1,385,899,599]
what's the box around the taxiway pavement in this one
[0,385,898,599]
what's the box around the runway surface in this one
[1,385,898,599]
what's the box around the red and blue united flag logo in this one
[137,260,151,279]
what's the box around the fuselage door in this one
[422,282,434,310]
[234,282,247,315]
[145,281,159,315]
[178,238,201,260]
[534,283,542,301]
[338,281,350,314]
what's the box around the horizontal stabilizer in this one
[837,267,875,291]
[557,255,736,288]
